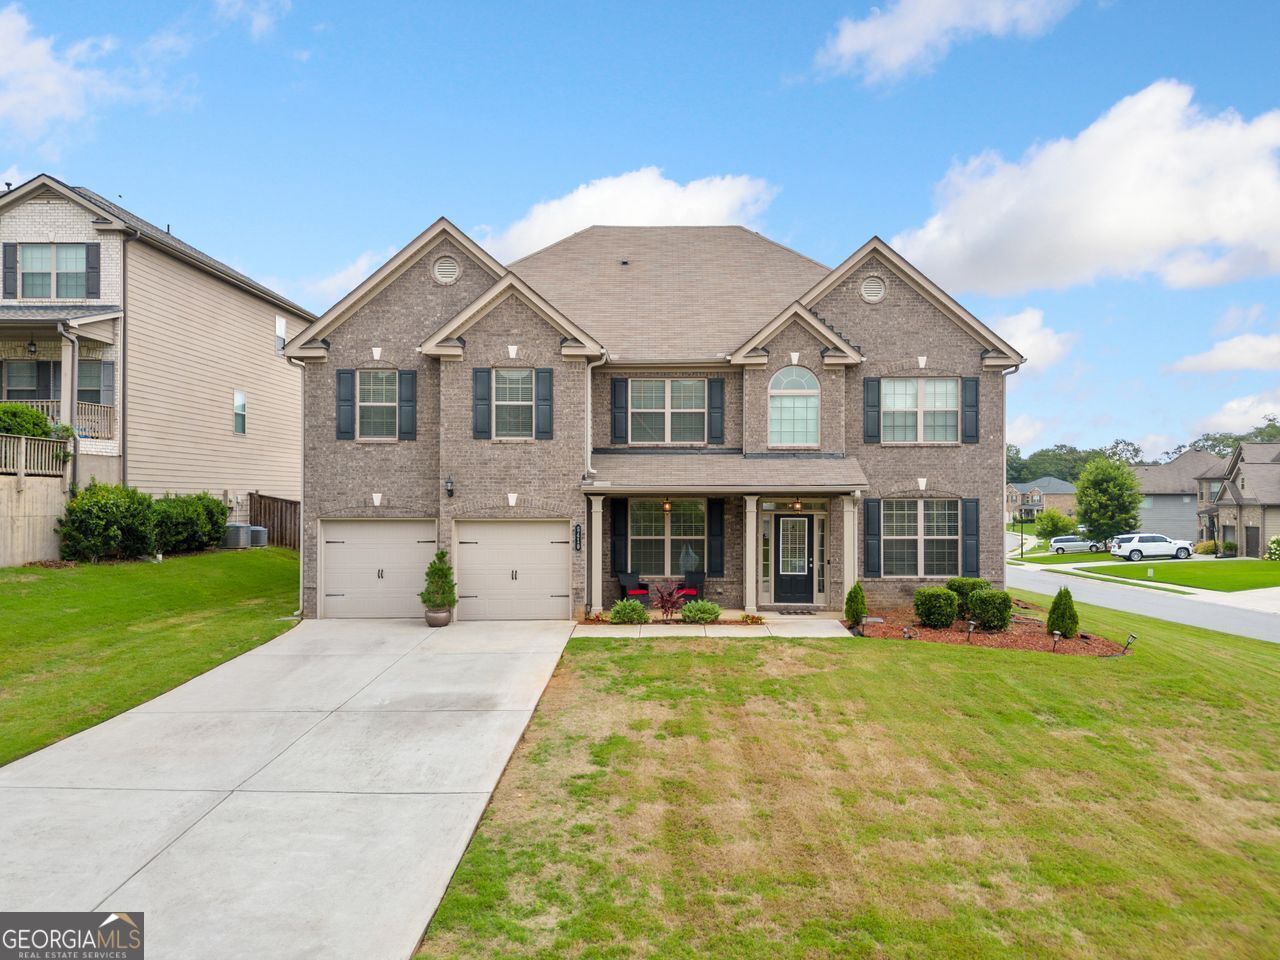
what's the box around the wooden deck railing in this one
[248,491,300,550]
[7,399,115,439]
[0,433,69,489]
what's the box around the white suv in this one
[1111,533,1193,561]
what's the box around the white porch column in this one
[743,495,759,614]
[589,495,605,615]
[842,494,858,600]
[59,336,74,426]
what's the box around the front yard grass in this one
[1018,550,1120,565]
[419,590,1280,960]
[0,549,299,765]
[1077,557,1280,592]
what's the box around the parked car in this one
[1111,533,1193,561]
[1050,535,1103,554]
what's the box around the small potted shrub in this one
[420,550,457,626]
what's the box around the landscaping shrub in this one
[945,577,991,618]
[153,495,213,554]
[680,600,721,624]
[0,402,53,438]
[1265,536,1280,561]
[843,583,868,623]
[420,550,457,610]
[968,589,1013,630]
[1034,508,1075,541]
[1046,586,1079,638]
[1222,541,1238,557]
[1194,540,1217,555]
[190,492,230,542]
[913,587,958,628]
[652,583,684,622]
[609,598,649,624]
[58,481,156,561]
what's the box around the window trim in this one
[356,368,398,441]
[881,498,961,579]
[880,377,961,445]
[232,389,247,435]
[19,242,88,300]
[767,365,820,449]
[627,377,707,445]
[628,498,708,577]
[492,367,535,440]
[77,358,103,405]
[275,316,288,356]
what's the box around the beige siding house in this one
[0,174,312,562]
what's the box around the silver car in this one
[1049,535,1103,554]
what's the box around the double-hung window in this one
[882,499,960,577]
[20,244,52,298]
[494,369,534,438]
[18,243,87,299]
[768,366,819,446]
[4,360,39,400]
[56,245,87,298]
[357,369,397,438]
[78,360,102,404]
[882,378,959,443]
[629,499,706,576]
[232,390,247,434]
[629,378,706,443]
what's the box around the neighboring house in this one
[1005,476,1076,522]
[1208,443,1280,557]
[1131,449,1226,543]
[0,174,312,563]
[287,220,1024,620]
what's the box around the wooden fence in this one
[248,491,300,550]
[0,433,69,489]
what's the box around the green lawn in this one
[1018,550,1120,565]
[1077,558,1280,592]
[419,591,1280,960]
[0,549,299,765]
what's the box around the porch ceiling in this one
[584,452,868,494]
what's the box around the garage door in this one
[321,519,437,618]
[455,520,572,620]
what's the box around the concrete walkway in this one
[0,618,572,960]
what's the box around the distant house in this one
[1005,476,1076,523]
[1131,449,1226,543]
[1206,443,1280,557]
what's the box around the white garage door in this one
[321,519,437,618]
[455,520,572,620]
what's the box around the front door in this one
[1245,526,1261,558]
[773,514,814,603]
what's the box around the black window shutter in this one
[707,498,725,576]
[610,378,628,444]
[961,377,980,444]
[2,244,15,299]
[85,243,101,299]
[398,369,417,441]
[472,368,491,439]
[335,369,355,440]
[610,498,628,574]
[863,498,881,579]
[100,360,115,409]
[36,361,52,399]
[535,367,553,439]
[707,377,725,444]
[863,377,881,444]
[962,498,980,577]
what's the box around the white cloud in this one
[288,246,395,312]
[480,167,777,263]
[990,307,1075,373]
[1171,332,1280,372]
[214,0,292,40]
[1212,303,1266,337]
[1197,389,1280,432]
[815,0,1076,83]
[893,81,1280,295]
[1136,434,1174,461]
[1007,414,1044,448]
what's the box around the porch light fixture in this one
[445,477,454,497]
[662,498,672,513]
[26,339,37,355]
[790,497,803,511]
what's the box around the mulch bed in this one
[850,603,1124,657]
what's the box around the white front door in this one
[454,520,572,620]
[320,519,437,618]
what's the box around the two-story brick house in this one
[287,220,1024,620]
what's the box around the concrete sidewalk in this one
[0,618,572,960]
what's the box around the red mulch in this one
[852,605,1124,657]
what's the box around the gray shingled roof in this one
[1133,449,1226,495]
[511,226,830,362]
[584,452,868,492]
[1237,442,1280,464]
[0,304,121,322]
[1012,476,1075,494]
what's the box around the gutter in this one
[55,322,79,488]
[287,355,307,617]
[584,349,609,475]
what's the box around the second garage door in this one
[454,520,572,620]
[321,519,437,618]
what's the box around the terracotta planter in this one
[425,608,451,627]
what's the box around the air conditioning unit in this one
[249,526,268,547]
[221,522,252,549]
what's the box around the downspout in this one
[584,348,609,475]
[56,322,79,488]
[287,354,307,617]
[120,229,140,485]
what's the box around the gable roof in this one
[728,302,863,365]
[1133,448,1227,495]
[1012,476,1075,495]
[1219,442,1280,506]
[0,174,312,319]
[511,226,829,363]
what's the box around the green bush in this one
[968,589,1013,630]
[420,550,457,609]
[945,577,991,618]
[913,587,958,628]
[679,599,721,624]
[843,583,868,623]
[58,481,156,561]
[1046,586,1079,638]
[0,402,53,438]
[190,492,229,542]
[1222,541,1238,556]
[1265,535,1280,561]
[1034,508,1075,541]
[153,495,213,554]
[1193,540,1217,555]
[609,598,649,624]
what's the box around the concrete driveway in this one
[0,618,571,959]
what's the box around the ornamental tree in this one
[1076,457,1142,545]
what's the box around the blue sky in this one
[4,0,1279,456]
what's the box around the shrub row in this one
[58,482,228,562]
[607,597,724,626]
[913,577,1015,631]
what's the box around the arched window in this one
[768,366,819,447]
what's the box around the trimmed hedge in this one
[968,589,1012,630]
[0,402,53,438]
[843,583,868,623]
[680,600,721,624]
[1046,586,1079,638]
[945,577,991,618]
[59,481,157,561]
[609,599,649,624]
[913,587,958,628]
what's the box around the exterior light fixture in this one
[791,497,803,511]
[26,339,37,355]
[445,477,455,497]
[1123,633,1137,654]
[662,498,672,513]
[966,620,977,643]
[1052,630,1062,652]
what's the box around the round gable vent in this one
[432,255,460,285]
[860,276,886,303]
